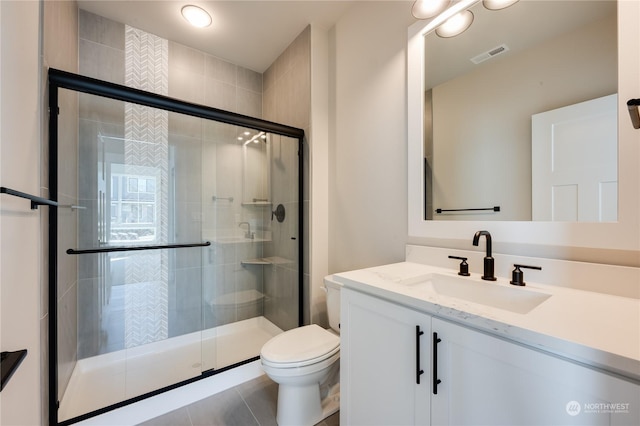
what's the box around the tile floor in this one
[138,375,339,426]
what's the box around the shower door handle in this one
[67,241,211,255]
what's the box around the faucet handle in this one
[448,256,470,276]
[510,264,542,286]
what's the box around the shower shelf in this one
[241,201,272,207]
[241,256,293,266]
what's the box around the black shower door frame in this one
[47,68,304,425]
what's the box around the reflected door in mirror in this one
[532,94,617,222]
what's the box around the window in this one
[109,167,159,243]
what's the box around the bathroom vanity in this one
[335,246,640,426]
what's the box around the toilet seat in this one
[261,324,339,368]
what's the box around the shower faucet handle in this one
[238,222,254,239]
[448,255,470,276]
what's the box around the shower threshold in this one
[58,316,281,423]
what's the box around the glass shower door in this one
[50,69,304,424]
[58,92,208,421]
[200,128,301,372]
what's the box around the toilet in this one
[260,276,342,426]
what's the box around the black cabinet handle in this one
[433,332,442,394]
[416,326,425,384]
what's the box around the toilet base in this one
[276,382,340,426]
[276,383,320,426]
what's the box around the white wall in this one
[0,1,43,424]
[309,25,331,324]
[329,1,414,273]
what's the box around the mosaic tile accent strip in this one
[124,25,170,348]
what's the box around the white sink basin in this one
[408,273,551,314]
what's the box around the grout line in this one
[236,388,262,426]
[185,404,195,426]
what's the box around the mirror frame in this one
[407,0,639,252]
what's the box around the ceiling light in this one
[436,10,474,38]
[181,5,212,28]
[483,0,519,11]
[412,0,452,20]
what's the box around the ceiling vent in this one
[470,44,510,64]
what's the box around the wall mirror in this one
[408,0,639,251]
[424,0,616,222]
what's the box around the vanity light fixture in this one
[436,10,474,38]
[412,0,452,19]
[413,0,518,39]
[483,0,519,11]
[181,5,212,28]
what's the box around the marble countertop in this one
[334,261,640,381]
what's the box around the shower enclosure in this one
[48,69,303,424]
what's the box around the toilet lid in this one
[261,324,339,366]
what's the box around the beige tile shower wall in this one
[43,0,79,420]
[262,26,311,327]
[167,41,266,332]
[168,41,263,116]
[76,11,267,344]
[263,26,311,130]
[77,9,125,362]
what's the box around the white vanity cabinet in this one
[431,317,639,426]
[341,288,640,426]
[340,288,432,425]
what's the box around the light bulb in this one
[436,10,474,38]
[483,0,519,11]
[181,5,212,28]
[412,0,452,20]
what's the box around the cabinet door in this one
[341,289,431,425]
[431,318,639,426]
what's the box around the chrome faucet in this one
[238,222,254,239]
[472,230,496,281]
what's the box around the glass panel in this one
[58,92,205,421]
[56,88,301,422]
[200,128,300,371]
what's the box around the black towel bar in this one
[435,206,500,214]
[0,186,58,209]
[67,241,211,255]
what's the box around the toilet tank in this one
[323,275,342,333]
